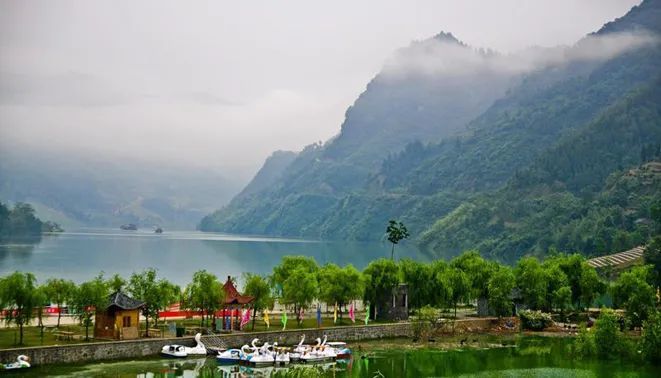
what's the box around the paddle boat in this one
[289,334,308,362]
[238,338,261,365]
[217,348,244,364]
[299,337,336,363]
[184,333,207,355]
[161,344,187,358]
[2,355,30,370]
[249,341,275,366]
[326,341,351,359]
[274,346,290,366]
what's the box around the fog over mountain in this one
[0,0,642,228]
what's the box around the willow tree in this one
[0,272,38,345]
[242,273,274,330]
[182,270,224,327]
[128,268,180,336]
[44,278,76,327]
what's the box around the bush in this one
[412,306,443,341]
[520,310,553,331]
[593,308,625,360]
[640,311,661,364]
[574,326,597,357]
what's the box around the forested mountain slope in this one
[202,0,661,261]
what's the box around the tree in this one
[443,267,471,321]
[640,310,661,363]
[515,257,547,310]
[107,274,126,292]
[611,265,656,328]
[386,220,410,260]
[451,251,495,306]
[44,278,76,327]
[398,259,435,311]
[71,275,109,341]
[271,256,319,296]
[182,270,224,328]
[363,259,399,320]
[127,268,178,337]
[243,273,274,330]
[487,266,515,317]
[594,308,626,360]
[0,272,38,345]
[154,280,180,328]
[33,285,48,342]
[318,264,364,322]
[281,267,318,326]
[542,262,570,312]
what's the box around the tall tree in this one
[487,266,515,317]
[44,278,76,327]
[318,264,364,322]
[386,220,410,260]
[242,273,274,330]
[281,267,318,326]
[363,259,399,320]
[127,268,178,337]
[443,267,471,321]
[0,272,38,345]
[611,265,656,328]
[182,270,224,328]
[515,257,547,310]
[71,275,109,341]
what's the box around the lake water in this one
[0,229,425,285]
[9,337,655,377]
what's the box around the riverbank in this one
[0,318,517,366]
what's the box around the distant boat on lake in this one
[120,224,138,231]
[154,227,163,234]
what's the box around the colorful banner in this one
[333,302,338,324]
[281,310,288,330]
[240,308,250,329]
[263,309,270,329]
[316,306,322,327]
[364,304,369,325]
[349,302,355,323]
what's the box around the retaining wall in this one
[0,318,512,366]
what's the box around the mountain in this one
[201,0,661,261]
[0,151,242,230]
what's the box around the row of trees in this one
[0,202,61,243]
[2,249,659,345]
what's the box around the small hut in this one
[221,276,254,330]
[94,291,144,340]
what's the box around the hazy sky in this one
[0,0,640,179]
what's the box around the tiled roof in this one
[107,291,145,310]
[222,276,254,305]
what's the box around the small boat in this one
[239,338,261,365]
[2,355,30,370]
[155,227,163,234]
[184,333,207,355]
[289,334,308,362]
[250,342,275,366]
[161,344,187,358]
[274,347,290,366]
[120,223,138,231]
[217,348,244,364]
[326,341,351,359]
[300,336,336,363]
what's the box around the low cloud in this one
[381,31,659,79]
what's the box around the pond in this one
[7,336,656,377]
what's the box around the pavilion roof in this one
[107,291,145,310]
[222,276,255,305]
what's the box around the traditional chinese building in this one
[221,276,254,330]
[94,291,144,340]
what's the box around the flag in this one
[316,306,322,328]
[263,309,270,329]
[240,308,250,329]
[364,304,369,325]
[281,311,288,330]
[333,302,338,324]
[349,302,355,323]
[299,307,305,322]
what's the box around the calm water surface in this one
[9,337,656,377]
[0,229,424,284]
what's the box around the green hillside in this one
[201,0,661,261]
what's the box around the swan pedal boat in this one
[216,349,244,364]
[326,341,351,359]
[3,355,31,370]
[161,333,207,358]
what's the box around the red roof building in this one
[222,276,254,305]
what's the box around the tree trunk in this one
[19,322,24,345]
[57,304,62,327]
[145,312,150,337]
[252,307,257,331]
[391,243,395,260]
[85,315,90,341]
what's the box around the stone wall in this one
[0,319,512,366]
[0,323,412,366]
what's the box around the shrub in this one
[520,310,553,331]
[593,308,625,360]
[640,310,661,364]
[574,326,597,357]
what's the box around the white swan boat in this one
[184,333,207,355]
[289,334,308,362]
[3,355,30,370]
[239,338,261,365]
[326,341,351,359]
[300,335,336,363]
[217,348,244,364]
[161,333,206,358]
[249,341,275,366]
[161,344,187,358]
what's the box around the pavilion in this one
[221,276,254,330]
